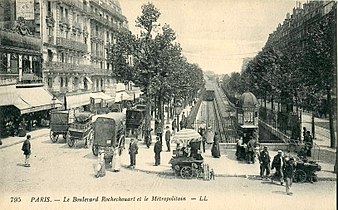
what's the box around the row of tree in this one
[108,3,204,131]
[223,3,336,147]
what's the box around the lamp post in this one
[51,96,56,112]
[174,101,182,132]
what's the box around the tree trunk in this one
[145,74,152,133]
[312,111,315,139]
[327,89,336,148]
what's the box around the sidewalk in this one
[0,128,50,150]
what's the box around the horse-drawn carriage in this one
[66,112,94,148]
[50,111,70,143]
[169,129,206,179]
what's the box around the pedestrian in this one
[246,138,256,164]
[112,148,121,172]
[154,137,162,166]
[165,126,171,152]
[271,150,285,185]
[283,157,296,195]
[128,138,138,169]
[304,131,313,157]
[95,149,106,178]
[259,146,271,179]
[21,134,31,167]
[172,119,177,133]
[211,132,221,158]
[156,120,163,144]
[302,127,307,142]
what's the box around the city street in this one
[0,133,336,210]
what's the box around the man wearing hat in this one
[283,157,296,195]
[259,146,271,178]
[21,134,31,167]
[271,150,285,185]
[128,138,138,169]
[154,137,162,166]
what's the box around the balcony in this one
[44,62,111,76]
[47,35,54,45]
[89,0,126,21]
[56,37,87,52]
[0,29,41,52]
[57,0,83,11]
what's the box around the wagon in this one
[169,128,205,179]
[293,159,321,183]
[66,112,93,148]
[50,111,70,143]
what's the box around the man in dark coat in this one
[211,132,221,158]
[154,137,162,166]
[164,126,171,152]
[304,131,313,157]
[283,157,296,195]
[259,146,271,178]
[247,138,256,164]
[128,138,138,169]
[21,134,31,167]
[271,150,285,185]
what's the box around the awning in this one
[115,91,133,102]
[90,92,114,103]
[66,93,92,109]
[85,76,93,84]
[0,85,62,114]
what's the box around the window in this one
[74,77,79,89]
[32,60,41,77]
[10,54,19,73]
[0,53,8,73]
[65,77,68,87]
[48,77,53,88]
[61,53,65,63]
[60,77,64,87]
[47,1,51,13]
[84,77,88,90]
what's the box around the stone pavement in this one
[1,108,335,181]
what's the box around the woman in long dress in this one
[95,150,106,178]
[112,148,121,172]
[211,132,221,158]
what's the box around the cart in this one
[50,111,70,143]
[66,112,93,148]
[293,158,321,183]
[169,128,205,179]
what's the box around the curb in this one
[0,132,49,150]
[122,166,337,181]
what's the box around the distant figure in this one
[259,146,271,178]
[302,127,307,142]
[172,119,177,133]
[156,119,163,144]
[211,132,221,158]
[112,148,121,172]
[154,137,162,166]
[283,157,296,196]
[165,126,171,152]
[21,134,31,167]
[246,138,256,164]
[95,150,106,178]
[304,131,313,157]
[271,150,285,185]
[128,138,138,169]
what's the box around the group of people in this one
[258,147,297,195]
[236,137,260,164]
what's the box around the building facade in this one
[0,0,63,137]
[41,0,129,113]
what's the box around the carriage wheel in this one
[294,169,307,183]
[180,166,193,179]
[50,130,58,143]
[92,145,99,156]
[66,132,75,148]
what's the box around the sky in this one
[119,0,303,75]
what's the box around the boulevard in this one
[0,132,336,210]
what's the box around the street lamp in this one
[51,96,56,112]
[174,101,182,132]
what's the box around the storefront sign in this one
[16,0,34,20]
